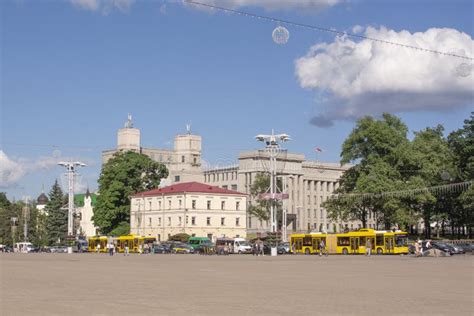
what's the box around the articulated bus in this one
[88,235,156,253]
[290,229,409,255]
[290,232,327,255]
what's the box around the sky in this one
[1,0,473,201]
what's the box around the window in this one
[179,200,182,208]
[231,184,237,191]
[221,217,225,226]
[149,201,152,210]
[179,217,182,226]
[158,234,161,241]
[186,216,188,224]
[158,217,161,226]
[206,217,211,226]
[193,157,197,164]
[192,200,196,209]
[168,200,171,209]
[236,201,240,211]
[207,233,213,240]
[222,185,228,189]
[307,209,310,218]
[221,201,225,210]
[236,217,240,226]
[191,217,196,225]
[207,200,211,210]
[158,201,162,210]
[175,175,180,182]
[168,217,171,226]
[148,217,152,226]
[314,210,317,218]
[248,217,252,228]
[320,209,324,219]
[181,155,185,163]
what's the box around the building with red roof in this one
[130,182,247,241]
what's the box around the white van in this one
[14,242,34,253]
[233,238,252,254]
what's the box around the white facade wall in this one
[130,193,247,241]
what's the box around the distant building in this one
[130,182,247,241]
[204,151,376,234]
[74,189,98,237]
[36,192,48,214]
[102,115,203,185]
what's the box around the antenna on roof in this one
[186,122,192,135]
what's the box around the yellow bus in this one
[325,229,409,255]
[116,235,156,253]
[88,236,108,253]
[290,232,327,255]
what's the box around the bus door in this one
[350,237,359,254]
[385,237,394,254]
[312,238,319,254]
[295,238,303,253]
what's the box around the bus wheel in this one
[342,248,348,255]
[377,248,383,255]
[305,248,310,255]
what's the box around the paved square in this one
[1,253,473,315]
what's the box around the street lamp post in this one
[255,130,290,256]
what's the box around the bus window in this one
[376,235,384,246]
[303,236,312,247]
[337,237,349,246]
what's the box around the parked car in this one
[431,242,455,255]
[152,244,170,254]
[446,243,465,254]
[277,242,290,254]
[171,243,194,254]
[456,243,474,253]
[50,246,68,253]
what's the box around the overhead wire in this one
[185,0,473,61]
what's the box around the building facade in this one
[203,151,377,233]
[103,116,374,235]
[102,116,203,185]
[75,190,98,237]
[130,182,247,241]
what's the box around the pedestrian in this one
[414,240,420,257]
[426,240,431,250]
[96,243,101,254]
[108,242,113,256]
[365,238,372,257]
[319,240,326,257]
[418,239,423,257]
[292,242,296,255]
[124,243,129,256]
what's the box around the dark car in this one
[456,243,474,253]
[431,242,454,255]
[447,243,465,254]
[152,244,170,254]
[277,242,290,254]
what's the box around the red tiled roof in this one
[132,182,246,197]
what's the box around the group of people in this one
[253,240,265,256]
[414,239,431,257]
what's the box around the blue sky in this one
[1,0,473,200]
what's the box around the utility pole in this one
[22,196,30,242]
[11,217,18,248]
[58,162,86,238]
[255,130,290,255]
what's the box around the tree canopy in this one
[93,151,168,235]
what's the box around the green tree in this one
[93,151,168,235]
[327,113,409,229]
[45,180,67,245]
[247,173,283,225]
[0,192,17,246]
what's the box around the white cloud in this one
[0,150,94,188]
[184,0,343,11]
[0,151,26,188]
[70,0,135,13]
[295,27,474,126]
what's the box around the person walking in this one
[124,242,129,256]
[365,238,372,257]
[96,243,101,254]
[319,240,326,257]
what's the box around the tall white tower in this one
[117,113,141,152]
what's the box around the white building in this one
[203,151,377,234]
[130,182,247,242]
[75,190,98,237]
[102,115,203,185]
